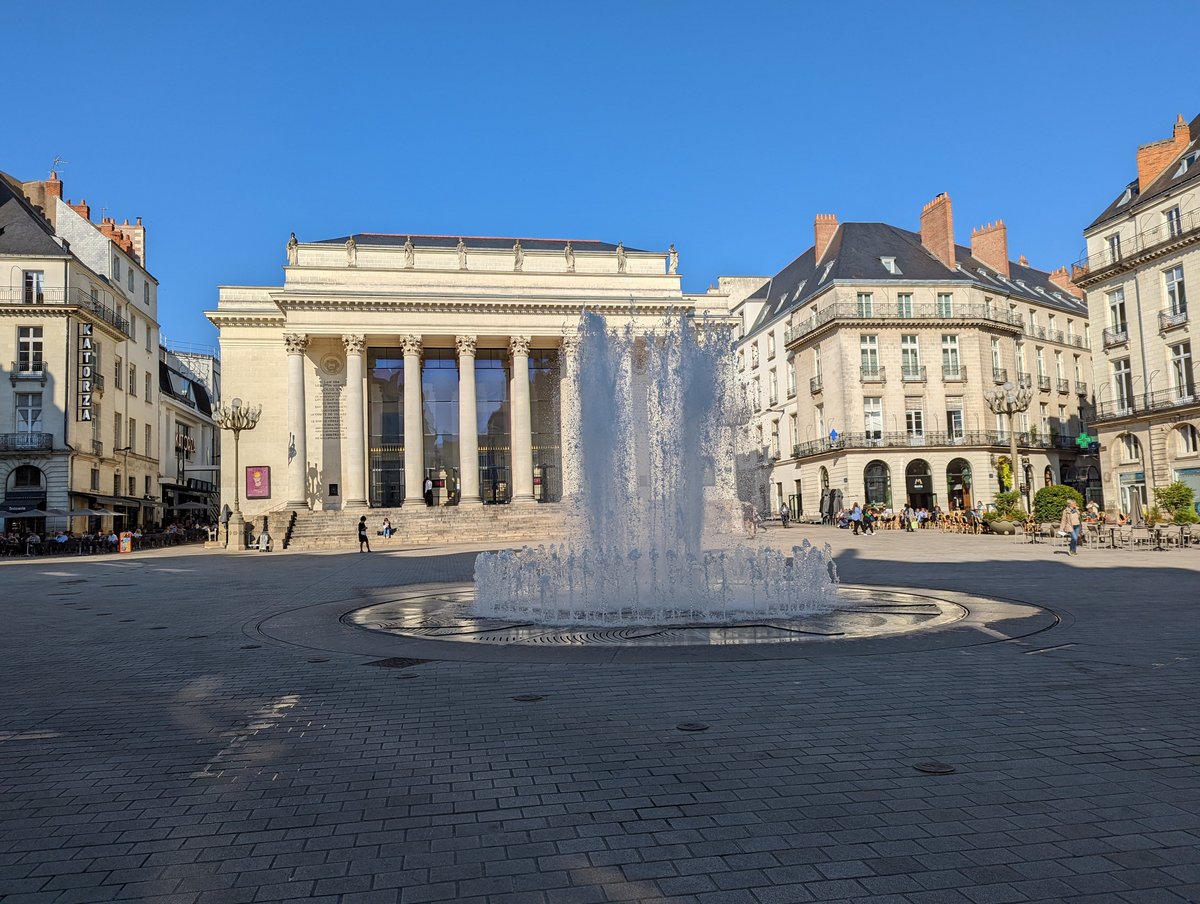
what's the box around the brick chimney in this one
[1049,266,1083,300]
[813,213,838,261]
[969,220,1009,277]
[919,193,956,269]
[1136,114,1192,191]
[45,171,62,200]
[68,198,92,221]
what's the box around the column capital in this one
[509,335,532,358]
[283,333,309,355]
[455,335,478,358]
[560,333,581,356]
[401,334,423,357]
[342,334,366,356]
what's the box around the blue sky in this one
[6,1,1198,346]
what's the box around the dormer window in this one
[881,257,900,275]
[1174,151,1199,178]
[819,261,834,283]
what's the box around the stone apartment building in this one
[1074,112,1200,513]
[158,343,220,523]
[734,193,1094,519]
[0,170,162,532]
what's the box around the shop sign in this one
[78,323,94,421]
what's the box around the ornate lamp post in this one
[984,381,1033,495]
[214,398,262,550]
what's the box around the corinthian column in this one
[509,335,535,504]
[401,335,425,505]
[342,334,368,507]
[456,336,481,505]
[284,333,310,508]
[559,333,580,502]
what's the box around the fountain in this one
[472,311,839,626]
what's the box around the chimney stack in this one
[919,193,956,269]
[1049,266,1083,300]
[969,220,1009,277]
[69,198,92,221]
[1136,114,1192,192]
[45,171,63,200]
[813,214,838,261]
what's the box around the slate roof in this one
[1086,112,1200,231]
[160,361,212,416]
[745,221,1086,337]
[311,233,642,253]
[0,172,71,258]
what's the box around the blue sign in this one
[829,429,839,442]
[1088,441,1100,454]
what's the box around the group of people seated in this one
[830,503,984,534]
[0,522,205,556]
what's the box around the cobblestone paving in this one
[1,530,1198,903]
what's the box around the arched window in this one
[905,459,933,507]
[819,466,829,490]
[1044,465,1054,487]
[10,465,44,489]
[864,460,890,506]
[1118,433,1142,463]
[946,458,972,509]
[1178,424,1200,456]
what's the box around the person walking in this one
[849,503,862,535]
[423,476,434,507]
[1060,499,1082,556]
[779,501,790,528]
[357,515,371,553]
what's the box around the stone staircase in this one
[283,503,568,550]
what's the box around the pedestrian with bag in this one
[357,515,371,553]
[1060,499,1082,556]
[779,501,790,528]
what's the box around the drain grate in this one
[913,761,956,775]
[676,722,710,732]
[364,657,432,669]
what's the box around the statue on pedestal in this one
[286,232,298,266]
[457,238,467,270]
[616,241,626,274]
[564,242,575,272]
[346,235,357,268]
[513,240,524,272]
[668,243,678,275]
[403,236,415,268]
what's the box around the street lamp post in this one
[983,381,1033,495]
[214,398,262,551]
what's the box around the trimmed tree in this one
[1033,484,1084,523]
[1153,481,1200,524]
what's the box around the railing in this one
[0,286,131,336]
[790,429,1083,460]
[1103,327,1129,348]
[1159,308,1188,331]
[809,376,822,394]
[1056,378,1070,394]
[0,432,53,452]
[901,365,926,383]
[861,366,886,383]
[992,367,1007,384]
[1076,381,1088,395]
[1017,372,1033,388]
[943,365,966,381]
[1037,374,1051,391]
[10,360,46,378]
[1074,207,1200,276]
[91,439,103,457]
[93,373,105,392]
[1093,387,1200,421]
[784,302,1023,344]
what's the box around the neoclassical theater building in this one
[209,234,730,522]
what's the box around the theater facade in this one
[209,234,730,519]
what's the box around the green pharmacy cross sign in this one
[1076,431,1099,454]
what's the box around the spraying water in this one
[473,311,838,625]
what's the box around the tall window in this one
[945,401,964,439]
[128,418,137,453]
[114,355,123,390]
[770,420,780,458]
[1171,342,1194,398]
[144,282,150,305]
[901,335,920,375]
[17,326,43,371]
[1074,355,1082,382]
[991,337,1001,373]
[1036,347,1046,378]
[936,292,953,316]
[1120,433,1141,463]
[144,320,152,351]
[1107,234,1122,263]
[856,292,874,317]
[752,377,761,410]
[145,424,152,458]
[1039,403,1049,436]
[863,397,882,442]
[905,405,924,440]
[1113,358,1133,411]
[767,332,776,359]
[941,334,960,372]
[127,267,134,291]
[860,335,879,374]
[1108,287,1128,330]
[1166,206,1183,238]
[1016,341,1026,374]
[816,405,824,440]
[1165,265,1187,315]
[1179,424,1200,455]
[1054,350,1064,380]
[785,355,796,397]
[22,270,44,304]
[751,342,759,367]
[144,372,152,400]
[15,393,42,433]
[813,344,822,379]
[790,413,798,450]
[129,364,137,397]
[896,293,913,317]
[768,368,778,405]
[114,412,122,450]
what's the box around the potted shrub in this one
[986,491,1026,535]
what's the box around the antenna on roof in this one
[50,156,68,176]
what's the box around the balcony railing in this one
[992,367,1007,384]
[790,429,1083,460]
[809,376,823,394]
[0,286,131,336]
[1094,387,1200,421]
[1076,381,1088,395]
[0,432,53,452]
[1103,327,1129,348]
[785,302,1023,345]
[1056,378,1070,394]
[943,365,966,381]
[1074,207,1200,279]
[1159,308,1188,332]
[91,439,103,457]
[901,365,926,383]
[1037,375,1052,391]
[1017,372,1033,389]
[861,366,886,383]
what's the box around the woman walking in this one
[1060,500,1081,556]
[357,515,371,553]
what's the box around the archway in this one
[1044,465,1054,488]
[2,465,48,530]
[946,458,972,510]
[864,460,891,507]
[905,459,933,509]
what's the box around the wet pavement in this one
[1,529,1198,903]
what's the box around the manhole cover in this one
[240,644,261,650]
[676,722,710,732]
[913,761,956,774]
[512,694,545,702]
[307,658,330,663]
[364,657,432,669]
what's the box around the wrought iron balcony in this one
[0,286,130,336]
[992,367,1008,384]
[789,429,1082,460]
[901,365,926,383]
[1037,375,1051,391]
[784,302,1023,345]
[943,365,966,382]
[1074,208,1200,285]
[10,361,48,385]
[1076,381,1088,395]
[860,365,886,383]
[0,432,53,452]
[809,375,822,394]
[1017,372,1033,389]
[91,439,103,457]
[1159,307,1188,332]
[1103,327,1129,348]
[1093,387,1200,421]
[1056,378,1070,394]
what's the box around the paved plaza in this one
[1,529,1198,904]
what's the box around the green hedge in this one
[1033,485,1084,523]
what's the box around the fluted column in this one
[456,336,481,505]
[509,335,535,504]
[559,333,581,501]
[284,333,310,508]
[402,335,425,505]
[342,334,368,507]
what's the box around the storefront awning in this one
[1,489,47,513]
